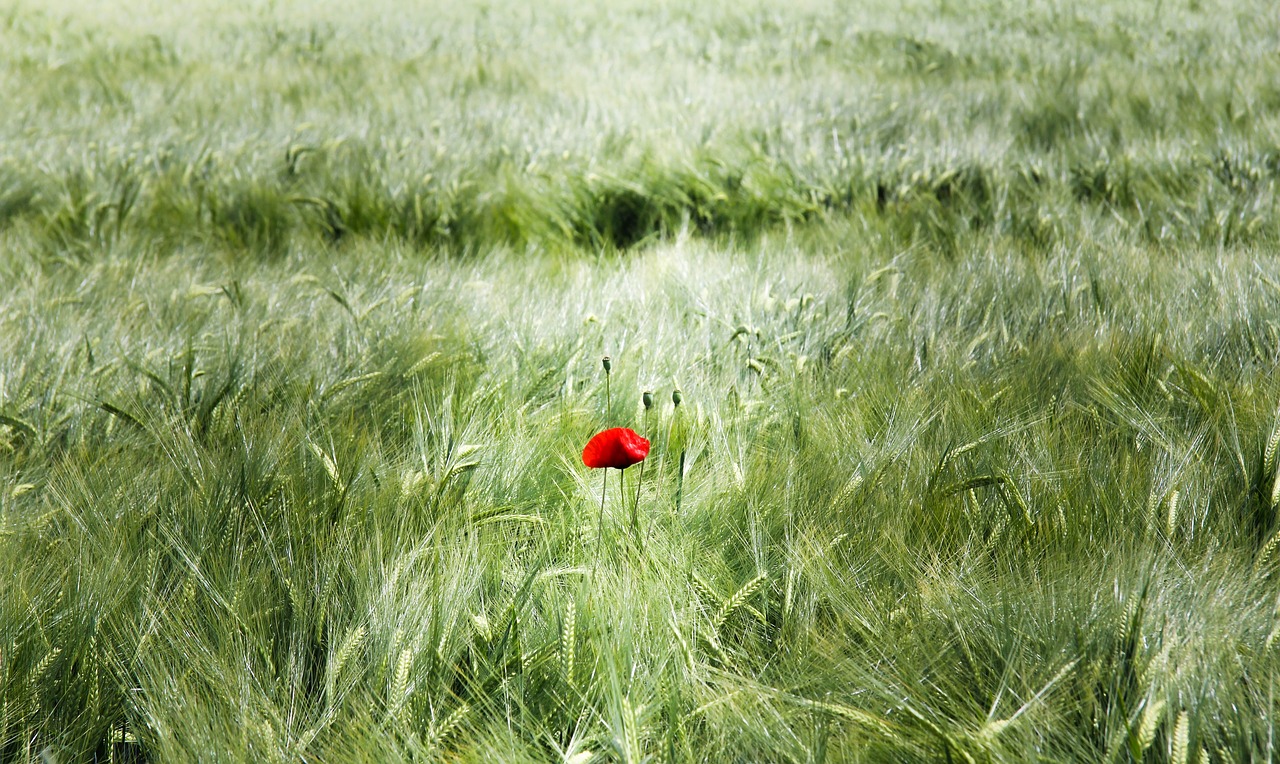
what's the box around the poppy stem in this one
[632,461,644,537]
[598,469,607,540]
[635,403,650,536]
[671,389,685,514]
[602,356,612,422]
[675,450,685,513]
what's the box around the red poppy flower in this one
[582,427,650,470]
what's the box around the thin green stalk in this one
[599,469,608,542]
[603,356,612,421]
[621,467,628,538]
[634,403,650,538]
[633,461,644,537]
[672,389,684,513]
[675,450,685,514]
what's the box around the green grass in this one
[3,0,1280,761]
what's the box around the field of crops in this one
[4,0,1280,761]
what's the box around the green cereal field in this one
[3,0,1280,760]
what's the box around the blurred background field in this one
[3,0,1280,761]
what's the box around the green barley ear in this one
[1166,489,1180,538]
[1264,407,1280,478]
[1147,489,1161,533]
[521,638,554,673]
[328,625,367,706]
[389,647,413,722]
[510,612,524,673]
[1134,696,1165,756]
[31,646,61,712]
[831,473,864,509]
[1171,711,1190,764]
[690,572,724,613]
[428,703,470,753]
[714,573,768,632]
[939,439,979,471]
[472,612,492,642]
[1254,528,1280,574]
[619,696,644,764]
[560,601,577,690]
[405,351,443,377]
[441,443,483,485]
[308,441,344,492]
[31,646,61,681]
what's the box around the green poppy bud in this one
[642,391,653,409]
[672,389,683,407]
[602,356,612,373]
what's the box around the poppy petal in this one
[582,427,650,470]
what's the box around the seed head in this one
[672,389,683,407]
[642,391,653,409]
[602,356,612,373]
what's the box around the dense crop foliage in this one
[3,0,1280,761]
